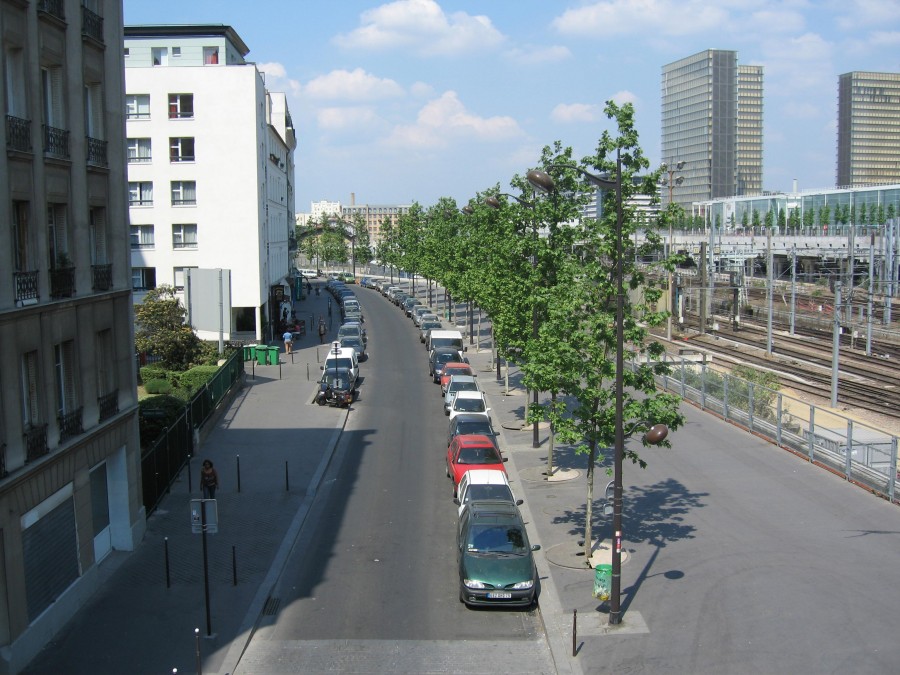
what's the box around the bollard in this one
[307,363,310,381]
[232,545,237,586]
[285,460,290,492]
[572,609,577,657]
[164,537,171,588]
[195,628,202,675]
[187,454,192,493]
[236,455,241,493]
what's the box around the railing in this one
[171,199,196,206]
[43,124,70,159]
[81,5,103,42]
[129,198,153,207]
[37,0,64,20]
[91,263,112,291]
[86,136,107,167]
[655,358,899,502]
[50,266,75,299]
[57,407,84,444]
[127,155,152,164]
[6,115,31,152]
[98,390,119,422]
[14,270,39,302]
[24,424,49,463]
[0,443,6,479]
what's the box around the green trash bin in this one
[593,564,612,601]
[256,345,267,366]
[247,344,258,362]
[266,345,279,365]
[242,344,252,361]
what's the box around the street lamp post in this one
[527,153,668,626]
[485,193,540,449]
[661,162,685,341]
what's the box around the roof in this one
[124,24,250,56]
[454,434,496,447]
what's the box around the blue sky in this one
[123,0,900,212]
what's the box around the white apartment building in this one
[0,1,144,670]
[124,24,296,342]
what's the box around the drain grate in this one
[262,596,280,616]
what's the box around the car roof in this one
[460,469,510,486]
[444,362,471,370]
[454,390,485,401]
[466,500,521,520]
[453,434,496,447]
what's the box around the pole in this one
[610,149,625,626]
[766,227,773,355]
[200,501,212,637]
[866,234,874,357]
[831,282,841,408]
[666,174,674,341]
[790,245,796,335]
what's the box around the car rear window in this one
[455,398,485,413]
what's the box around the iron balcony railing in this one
[43,124,70,159]
[91,264,112,291]
[50,266,76,299]
[14,270,39,302]
[81,5,103,42]
[98,390,119,422]
[86,136,107,167]
[25,424,49,463]
[58,407,84,444]
[37,0,64,21]
[6,115,31,152]
[0,442,6,479]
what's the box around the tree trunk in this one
[584,440,597,564]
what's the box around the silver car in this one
[443,375,480,415]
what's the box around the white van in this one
[322,342,359,383]
[298,268,318,279]
[427,329,465,354]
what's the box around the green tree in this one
[822,204,831,227]
[352,214,372,268]
[134,285,202,370]
[752,209,761,228]
[764,209,774,230]
[803,207,814,228]
[741,209,749,229]
[859,203,867,226]
[777,208,786,231]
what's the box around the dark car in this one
[403,296,421,317]
[429,347,465,383]
[339,336,367,360]
[457,500,540,608]
[447,413,499,449]
[318,366,357,396]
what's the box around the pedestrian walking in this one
[200,459,219,500]
[328,298,332,318]
[318,316,327,344]
[283,329,294,354]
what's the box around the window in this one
[84,82,103,139]
[123,48,129,57]
[168,93,193,119]
[5,47,26,117]
[12,200,30,271]
[172,47,181,57]
[128,181,153,206]
[47,204,69,267]
[129,225,154,249]
[171,181,196,206]
[41,66,64,126]
[126,137,151,163]
[90,207,108,265]
[169,137,194,162]
[172,223,197,249]
[125,94,149,119]
[173,267,196,291]
[96,329,114,397]
[21,351,41,427]
[132,267,156,291]
[151,47,167,67]
[202,47,219,65]
[54,341,78,417]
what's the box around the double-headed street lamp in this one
[484,193,541,450]
[660,161,685,341]
[527,153,668,626]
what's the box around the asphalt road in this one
[236,283,554,673]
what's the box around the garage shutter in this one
[23,498,78,621]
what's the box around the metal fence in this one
[655,358,899,503]
[140,349,245,514]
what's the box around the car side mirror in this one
[516,499,523,506]
[453,498,460,505]
[502,457,508,462]
[531,544,541,552]
[320,366,324,370]
[486,407,491,412]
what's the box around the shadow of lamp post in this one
[527,153,669,626]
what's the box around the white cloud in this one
[609,90,638,106]
[384,91,522,149]
[303,68,404,101]
[551,0,728,38]
[256,61,301,96]
[551,103,601,123]
[333,0,505,56]
[504,45,572,65]
[316,106,379,131]
[869,30,900,47]
[410,81,435,98]
[836,0,900,30]
[760,32,834,91]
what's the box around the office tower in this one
[662,49,764,209]
[837,71,900,186]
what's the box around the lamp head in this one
[643,424,669,445]
[526,169,555,194]
[484,196,502,210]
[462,205,475,215]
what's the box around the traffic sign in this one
[190,499,219,534]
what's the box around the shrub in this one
[144,378,172,395]
[140,365,167,384]
[177,366,219,393]
[138,395,186,444]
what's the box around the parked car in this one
[338,322,366,345]
[448,390,490,421]
[403,296,422,317]
[339,336,367,361]
[429,348,466,384]
[420,319,443,343]
[412,306,434,326]
[318,366,357,397]
[322,342,359,385]
[440,362,475,394]
[446,434,507,492]
[454,469,522,517]
[447,413,499,450]
[456,500,540,608]
[444,375,480,415]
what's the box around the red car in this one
[446,434,507,494]
[440,362,474,394]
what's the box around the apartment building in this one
[837,71,900,187]
[661,49,764,209]
[0,1,143,670]
[125,24,296,341]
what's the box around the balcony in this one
[6,115,32,152]
[43,124,70,160]
[0,443,6,479]
[86,136,107,167]
[37,0,64,21]
[98,390,119,422]
[14,270,39,303]
[81,5,103,42]
[50,266,76,299]
[25,424,49,463]
[58,407,84,444]
[91,263,112,291]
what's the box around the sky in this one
[122,0,900,213]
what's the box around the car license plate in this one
[487,591,512,599]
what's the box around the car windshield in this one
[436,352,461,366]
[456,420,493,436]
[466,524,527,554]
[341,339,362,351]
[449,382,478,394]
[455,398,486,413]
[457,445,501,464]
[464,485,514,504]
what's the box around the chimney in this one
[792,179,798,193]
[350,192,355,206]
